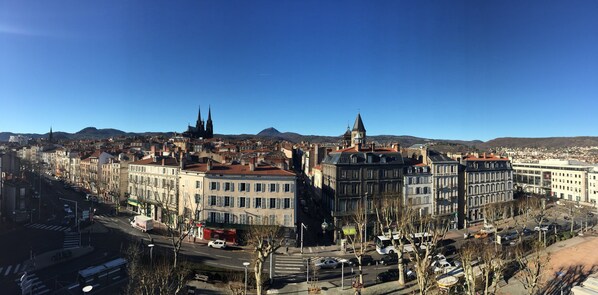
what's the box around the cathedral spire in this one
[49,126,53,143]
[206,105,214,138]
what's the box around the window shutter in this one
[246,197,250,208]
[290,198,294,209]
[246,183,250,192]
[262,198,266,208]
[276,199,281,209]
[290,184,294,193]
[231,182,235,192]
[237,197,241,207]
[230,197,235,208]
[262,183,266,192]
[255,183,258,192]
[276,184,280,192]
[217,182,220,191]
[238,183,241,191]
[253,198,256,208]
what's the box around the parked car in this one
[314,257,339,269]
[207,239,227,249]
[376,269,399,283]
[474,232,489,239]
[439,245,457,256]
[431,258,461,273]
[534,224,549,231]
[348,255,375,266]
[379,253,399,265]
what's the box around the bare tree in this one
[123,241,190,295]
[344,196,368,287]
[515,240,550,295]
[404,209,448,295]
[375,195,408,286]
[154,180,198,269]
[479,240,506,295]
[459,240,480,295]
[245,218,285,295]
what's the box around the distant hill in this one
[484,137,598,148]
[1,126,597,150]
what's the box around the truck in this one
[130,215,153,232]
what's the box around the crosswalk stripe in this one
[13,264,21,274]
[4,265,12,276]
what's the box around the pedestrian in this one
[286,246,289,255]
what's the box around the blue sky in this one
[1,1,597,141]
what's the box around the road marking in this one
[275,267,301,270]
[13,263,21,274]
[215,255,230,259]
[4,265,12,276]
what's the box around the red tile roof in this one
[183,163,295,177]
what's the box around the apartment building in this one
[461,154,514,227]
[127,156,180,224]
[403,163,433,216]
[427,151,460,227]
[588,167,598,205]
[179,159,296,241]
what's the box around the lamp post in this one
[243,262,250,295]
[364,192,368,245]
[300,223,307,254]
[321,220,329,245]
[339,259,348,289]
[148,243,155,265]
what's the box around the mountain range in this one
[1,127,597,149]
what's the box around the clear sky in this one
[1,1,597,141]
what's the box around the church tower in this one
[351,113,366,147]
[196,106,205,136]
[49,127,53,143]
[206,106,214,139]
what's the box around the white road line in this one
[275,267,301,270]
[4,265,12,276]
[12,263,21,274]
[32,224,43,228]
[215,255,230,259]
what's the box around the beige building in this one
[589,167,598,205]
[127,156,180,225]
[179,159,297,239]
[513,159,593,204]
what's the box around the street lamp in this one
[82,285,93,294]
[339,259,348,289]
[243,262,250,295]
[300,223,308,254]
[148,243,155,265]
[321,220,329,245]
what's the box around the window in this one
[210,182,217,190]
[284,215,291,226]
[240,197,246,208]
[256,183,263,192]
[284,183,291,192]
[270,198,276,209]
[224,196,231,207]
[224,182,231,191]
[240,183,247,192]
[209,196,216,206]
[284,198,291,209]
[196,181,201,189]
[209,212,217,223]
[224,213,230,223]
[240,214,247,224]
[194,194,201,204]
[255,198,262,208]
[270,183,276,192]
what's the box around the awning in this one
[342,225,357,235]
[127,198,140,206]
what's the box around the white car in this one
[534,225,549,231]
[314,257,340,269]
[208,239,227,249]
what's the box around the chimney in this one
[179,152,185,170]
[371,143,375,152]
[249,157,255,171]
[161,158,165,166]
[207,159,212,171]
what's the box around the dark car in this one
[348,255,375,266]
[376,269,399,283]
[439,245,457,256]
[379,253,399,265]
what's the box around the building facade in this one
[403,164,433,216]
[461,154,514,227]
